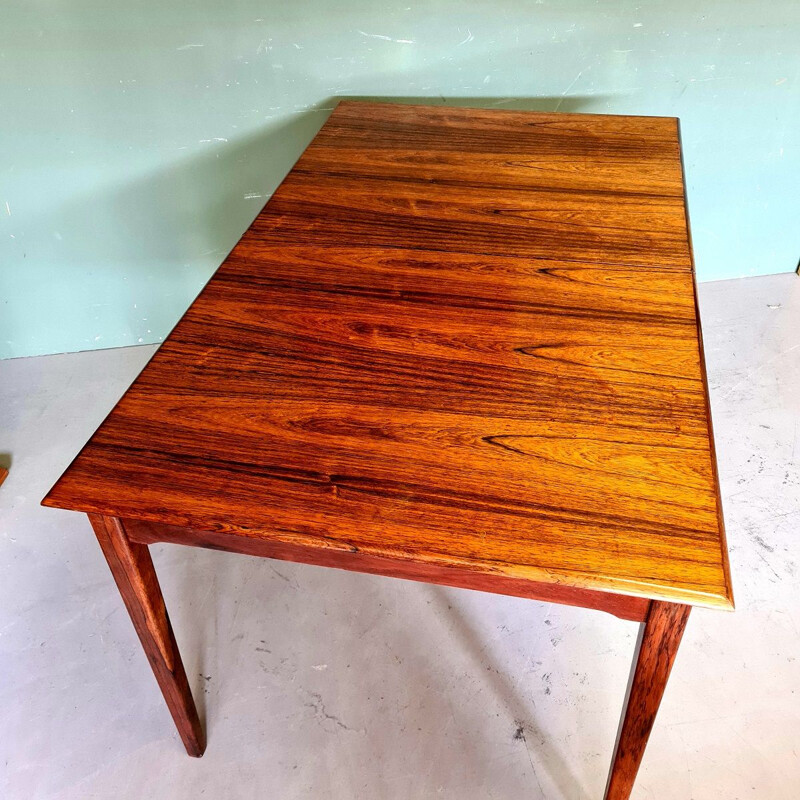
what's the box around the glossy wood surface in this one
[605,601,691,799]
[88,514,205,756]
[43,101,732,609]
[124,517,650,622]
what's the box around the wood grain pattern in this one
[43,101,732,610]
[605,601,691,799]
[88,514,205,756]
[124,517,650,622]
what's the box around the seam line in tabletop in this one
[253,207,691,266]
[161,329,709,408]
[208,273,698,329]
[227,234,693,273]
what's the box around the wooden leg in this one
[604,600,691,800]
[88,514,205,757]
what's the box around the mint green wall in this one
[2,1,797,359]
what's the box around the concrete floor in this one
[1,273,798,799]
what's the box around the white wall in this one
[2,0,798,358]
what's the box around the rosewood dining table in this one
[43,100,733,799]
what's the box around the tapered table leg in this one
[604,600,691,799]
[88,514,205,757]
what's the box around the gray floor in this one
[1,273,799,799]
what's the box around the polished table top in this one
[44,101,733,610]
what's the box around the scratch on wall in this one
[357,30,415,44]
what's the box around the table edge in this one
[42,496,734,612]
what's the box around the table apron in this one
[122,516,650,623]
